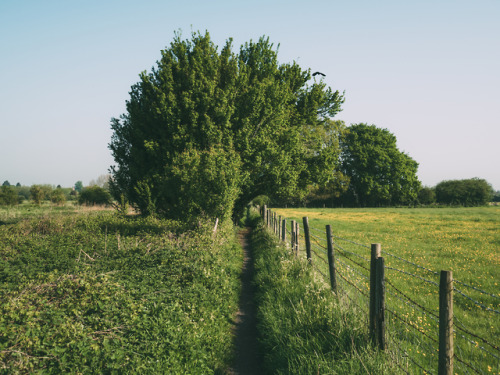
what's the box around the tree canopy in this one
[435,178,493,206]
[340,123,421,206]
[109,31,345,220]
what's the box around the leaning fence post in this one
[326,225,337,293]
[291,220,296,254]
[282,218,286,243]
[370,243,381,345]
[303,217,312,263]
[375,257,386,350]
[439,270,453,375]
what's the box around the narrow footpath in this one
[228,227,264,375]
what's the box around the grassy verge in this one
[272,207,500,374]
[250,219,398,374]
[0,207,242,374]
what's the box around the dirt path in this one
[228,227,264,375]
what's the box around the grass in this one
[0,204,242,374]
[270,206,500,374]
[250,215,399,374]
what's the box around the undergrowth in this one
[0,210,242,374]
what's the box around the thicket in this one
[0,211,242,373]
[434,178,493,206]
[78,185,112,206]
[250,218,397,373]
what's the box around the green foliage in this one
[341,123,421,206]
[74,181,83,193]
[2,180,10,187]
[435,178,494,206]
[78,186,112,206]
[418,186,436,205]
[109,31,345,220]
[50,188,67,205]
[250,221,395,374]
[29,185,45,205]
[0,185,18,206]
[0,210,242,373]
[493,191,500,202]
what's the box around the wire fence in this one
[261,207,500,375]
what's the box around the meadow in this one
[271,206,500,374]
[0,203,242,374]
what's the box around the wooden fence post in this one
[291,220,296,255]
[439,270,453,375]
[370,243,381,345]
[375,257,386,350]
[326,225,337,293]
[303,217,312,263]
[278,215,281,239]
[263,205,267,223]
[282,218,286,243]
[295,221,300,256]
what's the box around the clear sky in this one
[1,0,499,190]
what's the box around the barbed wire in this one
[332,241,370,262]
[385,288,439,324]
[336,268,370,299]
[380,249,439,275]
[453,316,499,352]
[385,279,439,320]
[455,347,482,375]
[334,243,371,272]
[336,257,370,281]
[312,263,328,280]
[385,266,439,287]
[310,224,372,249]
[337,284,369,315]
[456,331,500,361]
[386,307,438,345]
[453,286,500,314]
[386,328,434,375]
[453,279,500,300]
[310,247,328,265]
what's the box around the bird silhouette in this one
[312,71,326,77]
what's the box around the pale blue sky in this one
[1,0,499,190]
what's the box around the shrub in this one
[50,188,67,205]
[435,178,493,206]
[418,186,436,205]
[78,186,112,206]
[0,185,18,206]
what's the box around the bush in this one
[435,178,493,206]
[78,186,112,206]
[0,185,18,206]
[50,188,67,205]
[418,186,436,205]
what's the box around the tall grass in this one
[272,206,500,374]
[250,219,398,374]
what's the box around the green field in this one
[0,204,242,374]
[271,206,500,374]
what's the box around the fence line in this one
[259,207,499,375]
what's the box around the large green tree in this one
[341,123,421,206]
[109,31,344,220]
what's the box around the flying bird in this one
[312,71,326,77]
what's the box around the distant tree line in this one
[0,176,112,207]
